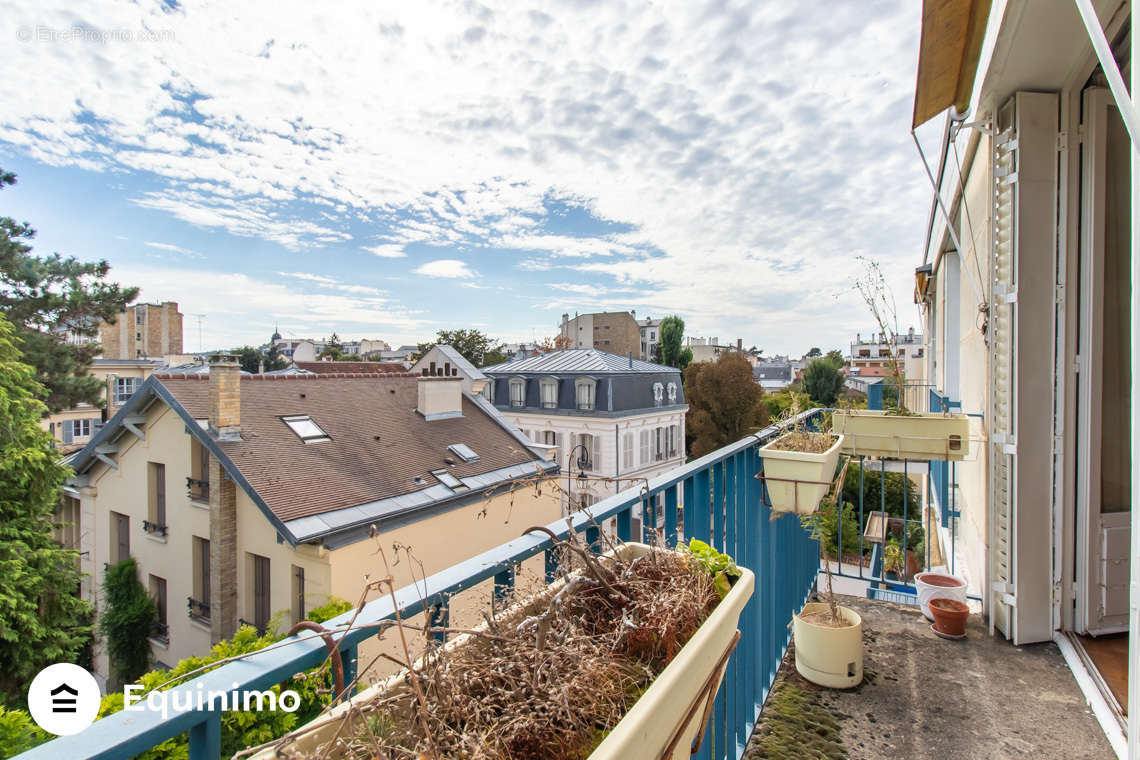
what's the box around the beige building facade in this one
[100,301,183,360]
[559,311,641,357]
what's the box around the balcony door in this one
[1076,86,1132,636]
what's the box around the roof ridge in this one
[153,373,415,381]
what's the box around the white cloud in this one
[413,259,477,279]
[144,241,204,259]
[362,244,407,258]
[0,0,931,352]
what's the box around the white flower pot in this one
[252,542,754,760]
[759,433,844,514]
[793,602,863,689]
[914,572,968,621]
[831,409,970,461]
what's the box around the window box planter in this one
[831,409,969,461]
[793,602,863,689]
[759,433,844,514]
[252,542,754,760]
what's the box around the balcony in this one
[17,407,1104,759]
[186,477,210,503]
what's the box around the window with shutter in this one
[639,430,649,464]
[622,433,633,469]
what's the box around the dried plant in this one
[766,394,836,454]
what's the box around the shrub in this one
[0,706,49,758]
[100,558,157,684]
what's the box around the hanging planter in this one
[793,602,863,688]
[251,541,754,760]
[759,432,844,514]
[831,409,970,461]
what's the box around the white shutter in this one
[593,435,602,473]
[989,107,1016,640]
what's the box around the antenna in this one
[191,314,206,353]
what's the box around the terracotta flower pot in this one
[929,598,969,638]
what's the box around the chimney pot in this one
[417,376,463,420]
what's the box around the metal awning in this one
[912,0,993,127]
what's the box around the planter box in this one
[793,602,863,689]
[832,409,969,461]
[254,542,755,760]
[759,433,843,514]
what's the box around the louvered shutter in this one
[593,435,602,473]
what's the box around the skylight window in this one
[448,443,480,462]
[281,415,330,443]
[431,469,466,490]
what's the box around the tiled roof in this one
[295,361,410,375]
[483,348,671,375]
[154,374,545,524]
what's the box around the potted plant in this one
[760,401,844,515]
[929,598,969,639]
[834,259,970,461]
[792,463,863,690]
[250,536,754,760]
[914,571,968,621]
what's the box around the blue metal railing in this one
[867,381,936,412]
[19,413,822,760]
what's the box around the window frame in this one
[509,377,526,408]
[281,414,331,443]
[574,377,597,411]
[539,376,559,408]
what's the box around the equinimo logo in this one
[27,664,100,736]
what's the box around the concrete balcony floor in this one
[746,595,1115,759]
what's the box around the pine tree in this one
[0,168,138,412]
[0,312,93,700]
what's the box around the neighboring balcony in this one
[186,477,210,503]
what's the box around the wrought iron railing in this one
[142,519,168,538]
[19,411,823,760]
[187,597,211,623]
[186,477,210,502]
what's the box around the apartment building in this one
[559,311,641,357]
[848,328,925,382]
[64,361,560,678]
[99,302,183,360]
[482,349,687,521]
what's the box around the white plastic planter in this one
[831,409,970,461]
[252,542,754,760]
[793,602,863,689]
[914,572,968,621]
[759,433,844,514]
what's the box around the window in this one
[650,332,656,340]
[653,382,664,407]
[509,378,526,407]
[292,565,305,624]
[147,462,166,534]
[189,440,210,502]
[69,419,92,440]
[622,432,633,469]
[654,427,665,460]
[135,310,144,325]
[432,469,467,490]
[481,380,494,400]
[249,554,270,633]
[448,443,480,462]
[114,377,138,405]
[575,378,596,411]
[191,536,210,621]
[542,430,556,446]
[281,415,331,443]
[149,575,168,642]
[578,434,594,471]
[136,332,142,341]
[110,512,129,564]
[639,430,650,464]
[667,425,678,457]
[667,382,678,403]
[539,377,558,408]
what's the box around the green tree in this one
[318,333,346,360]
[100,558,157,685]
[416,329,501,367]
[762,387,815,420]
[684,353,768,458]
[658,315,693,370]
[841,467,920,520]
[0,313,93,699]
[801,357,845,406]
[805,347,822,358]
[234,346,262,374]
[824,349,845,369]
[0,169,138,412]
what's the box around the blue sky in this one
[0,0,937,354]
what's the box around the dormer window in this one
[653,382,664,407]
[667,382,678,403]
[575,378,596,411]
[539,377,559,408]
[509,377,526,408]
[281,415,331,443]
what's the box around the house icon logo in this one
[27,664,100,736]
[50,683,79,713]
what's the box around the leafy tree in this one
[658,315,693,370]
[824,349,845,369]
[0,313,92,700]
[816,499,861,560]
[537,334,572,352]
[801,357,845,406]
[762,387,815,420]
[0,169,138,412]
[805,347,822,358]
[234,346,262,374]
[416,329,501,367]
[684,353,768,457]
[100,558,157,685]
[0,706,49,755]
[318,333,346,360]
[841,466,920,520]
[264,340,288,371]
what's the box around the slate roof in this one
[295,361,410,375]
[483,348,668,375]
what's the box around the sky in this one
[0,0,942,355]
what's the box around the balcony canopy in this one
[912,0,992,128]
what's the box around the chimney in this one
[628,351,633,368]
[417,375,463,420]
[209,357,241,441]
[105,373,118,416]
[737,338,743,352]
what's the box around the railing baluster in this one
[544,545,560,583]
[641,491,653,544]
[429,603,448,645]
[682,476,695,542]
[858,456,865,580]
[585,524,601,553]
[691,468,711,544]
[664,484,678,548]
[188,714,220,760]
[616,506,632,543]
[340,643,358,699]
[493,566,515,609]
[713,461,725,552]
